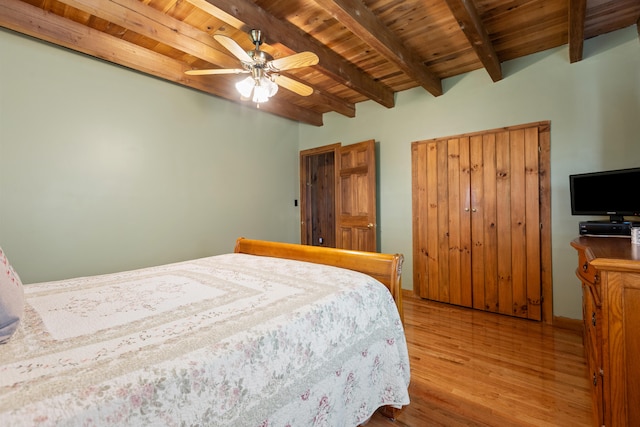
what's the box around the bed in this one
[0,238,410,426]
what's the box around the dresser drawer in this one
[577,249,599,285]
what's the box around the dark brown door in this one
[300,144,339,247]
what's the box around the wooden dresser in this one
[571,237,640,426]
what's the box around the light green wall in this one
[2,27,638,320]
[299,26,640,319]
[0,29,301,283]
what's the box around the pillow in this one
[0,246,24,343]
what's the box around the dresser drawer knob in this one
[582,262,589,272]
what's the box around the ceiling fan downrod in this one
[249,29,263,49]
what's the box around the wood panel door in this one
[300,140,377,252]
[411,137,472,306]
[412,122,549,320]
[336,139,377,252]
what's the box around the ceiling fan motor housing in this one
[248,49,273,65]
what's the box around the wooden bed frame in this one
[235,238,406,421]
[234,237,404,322]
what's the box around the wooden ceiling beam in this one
[59,0,239,69]
[185,0,246,32]
[312,89,357,117]
[568,0,587,63]
[0,0,323,126]
[313,0,442,97]
[202,0,395,108]
[443,0,502,82]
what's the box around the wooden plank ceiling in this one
[2,0,639,126]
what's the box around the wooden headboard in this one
[234,238,404,321]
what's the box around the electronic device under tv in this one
[569,167,640,236]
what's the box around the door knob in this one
[367,223,374,228]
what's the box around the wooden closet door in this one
[412,137,472,307]
[469,127,542,319]
[412,123,544,320]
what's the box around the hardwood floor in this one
[368,292,591,427]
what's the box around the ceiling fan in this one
[186,30,319,104]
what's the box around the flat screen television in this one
[569,167,640,223]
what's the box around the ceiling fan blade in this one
[273,75,314,96]
[269,52,319,71]
[213,34,252,63]
[185,68,248,75]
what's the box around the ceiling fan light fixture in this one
[235,76,255,98]
[251,77,278,103]
[236,74,279,104]
[263,76,279,97]
[252,84,270,103]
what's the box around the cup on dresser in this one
[631,226,640,245]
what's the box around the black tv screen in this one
[569,167,640,221]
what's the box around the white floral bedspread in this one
[0,253,410,426]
